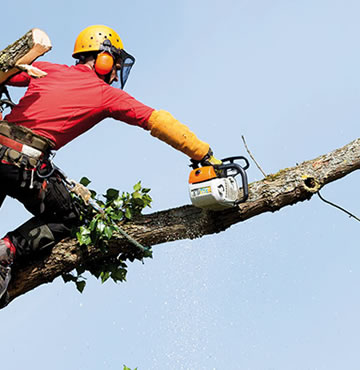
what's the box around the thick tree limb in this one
[0,29,51,84]
[4,138,360,307]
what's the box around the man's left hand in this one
[200,149,222,166]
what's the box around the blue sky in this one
[1,0,360,369]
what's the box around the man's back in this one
[5,61,152,149]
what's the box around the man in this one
[0,25,221,300]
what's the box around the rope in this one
[116,224,150,254]
[317,190,360,223]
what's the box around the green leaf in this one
[104,226,113,239]
[76,226,92,246]
[125,208,132,219]
[79,177,91,187]
[76,266,86,275]
[134,198,144,206]
[111,267,127,282]
[100,271,110,283]
[88,265,101,279]
[76,280,86,293]
[143,194,152,202]
[89,218,97,231]
[113,197,123,209]
[123,192,130,201]
[110,211,123,220]
[132,191,142,199]
[138,194,152,209]
[133,182,142,192]
[62,273,76,283]
[96,220,105,233]
[105,188,119,202]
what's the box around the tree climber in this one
[0,25,222,301]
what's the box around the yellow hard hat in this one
[72,25,124,58]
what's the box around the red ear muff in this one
[95,52,114,75]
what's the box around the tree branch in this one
[0,28,51,84]
[4,138,360,307]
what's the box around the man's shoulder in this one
[32,61,71,72]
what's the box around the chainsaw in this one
[188,156,250,211]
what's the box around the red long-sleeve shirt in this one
[5,61,154,150]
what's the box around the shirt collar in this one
[73,63,94,73]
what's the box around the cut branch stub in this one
[302,175,320,193]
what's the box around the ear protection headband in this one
[95,52,114,75]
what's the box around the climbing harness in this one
[0,120,54,170]
[0,116,147,256]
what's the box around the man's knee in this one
[10,218,56,257]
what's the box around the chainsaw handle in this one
[190,156,250,170]
[220,156,250,170]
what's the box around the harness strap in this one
[0,121,54,153]
[0,121,54,170]
[20,156,30,187]
[0,145,6,160]
[0,135,43,160]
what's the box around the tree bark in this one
[0,29,51,84]
[4,138,360,307]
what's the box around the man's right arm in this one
[104,86,220,163]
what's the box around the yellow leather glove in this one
[147,110,210,161]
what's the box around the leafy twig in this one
[62,180,153,293]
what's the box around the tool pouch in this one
[0,121,54,169]
[43,175,80,219]
[0,121,54,152]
